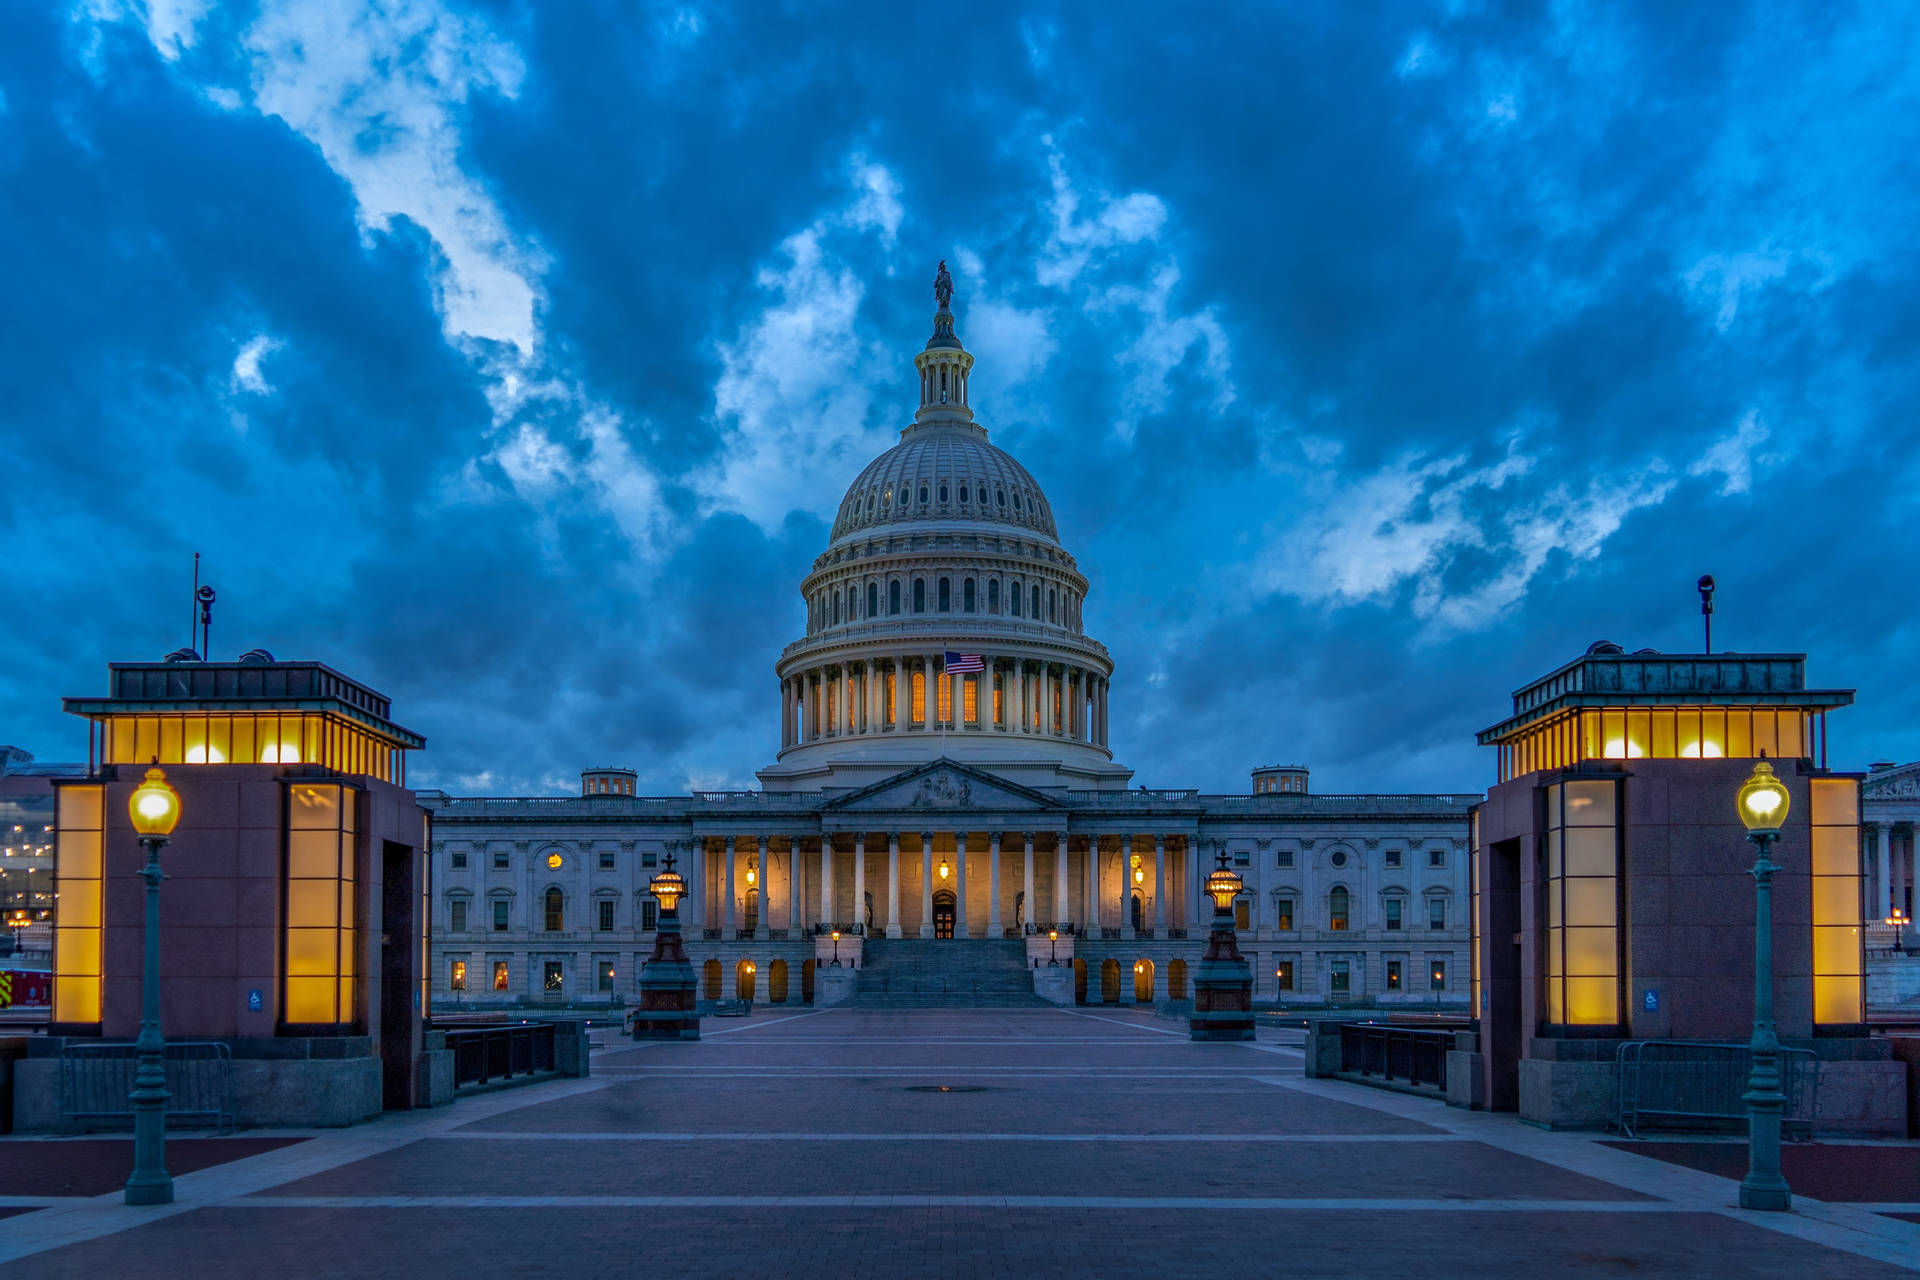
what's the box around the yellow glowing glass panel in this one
[101,712,394,781]
[912,671,925,723]
[1808,777,1862,1024]
[963,677,978,725]
[937,675,950,723]
[53,784,105,1025]
[1500,707,1816,782]
[284,783,355,1026]
[1544,781,1618,1026]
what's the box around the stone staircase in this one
[852,938,1045,1008]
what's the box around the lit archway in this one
[703,958,722,1000]
[1133,958,1154,1003]
[1100,958,1121,1004]
[1168,958,1188,1000]
[736,959,757,1001]
[769,959,790,1004]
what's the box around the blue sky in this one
[2,0,1916,796]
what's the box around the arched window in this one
[963,579,976,612]
[544,887,564,932]
[919,484,929,504]
[987,579,999,612]
[1048,588,1057,622]
[940,368,948,401]
[1031,585,1041,618]
[913,578,926,613]
[996,488,1006,507]
[939,483,949,502]
[959,483,969,503]
[890,580,902,614]
[978,485,988,504]
[1013,491,1022,510]
[938,577,951,611]
[1011,580,1022,616]
[1328,887,1350,932]
[832,591,840,624]
[867,582,878,617]
[883,487,892,509]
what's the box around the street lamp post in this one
[830,930,842,967]
[1888,908,1910,956]
[1048,929,1059,966]
[1736,759,1792,1213]
[125,764,181,1207]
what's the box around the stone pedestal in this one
[1189,911,1254,1041]
[815,966,857,1007]
[1033,966,1073,1006]
[634,909,700,1041]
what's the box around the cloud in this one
[1035,140,1167,290]
[1688,410,1770,496]
[229,332,281,394]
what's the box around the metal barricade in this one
[443,1022,558,1089]
[1615,1041,1819,1139]
[59,1042,234,1132]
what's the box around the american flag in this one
[944,651,985,674]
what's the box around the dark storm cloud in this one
[1,0,1915,796]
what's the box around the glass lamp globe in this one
[1736,760,1790,835]
[649,859,687,912]
[1204,854,1244,913]
[127,765,181,837]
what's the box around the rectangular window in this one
[449,959,467,991]
[1233,898,1250,931]
[545,893,564,932]
[1809,778,1864,1025]
[642,899,658,931]
[1330,959,1351,993]
[1386,899,1403,930]
[992,674,1003,726]
[597,959,615,992]
[543,961,563,993]
[912,670,926,723]
[963,676,978,725]
[1276,849,1294,868]
[1386,960,1403,990]
[451,849,468,869]
[597,900,615,932]
[492,960,509,991]
[1428,898,1446,930]
[1385,849,1402,868]
[284,782,356,1027]
[642,850,658,868]
[492,848,509,869]
[1430,959,1448,991]
[599,850,615,870]
[1275,959,1295,991]
[493,900,509,932]
[450,899,467,933]
[1276,898,1294,930]
[51,784,104,1025]
[1428,848,1446,868]
[1234,850,1250,867]
[1544,779,1620,1026]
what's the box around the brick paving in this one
[1602,1141,1920,1205]
[0,1139,308,1198]
[0,1008,1913,1277]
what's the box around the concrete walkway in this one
[0,1008,1915,1276]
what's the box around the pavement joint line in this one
[1055,1008,1188,1037]
[699,1009,835,1036]
[226,1194,1706,1212]
[1250,1073,1920,1273]
[426,1131,1470,1143]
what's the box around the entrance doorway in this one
[735,959,757,1001]
[769,959,789,1003]
[1169,958,1188,1000]
[743,888,759,935]
[1133,958,1155,1003]
[1130,892,1143,934]
[932,889,956,939]
[703,958,722,999]
[379,840,419,1111]
[1100,958,1121,1004]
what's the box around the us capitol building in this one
[422,266,1478,1010]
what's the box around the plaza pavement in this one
[0,1007,1917,1276]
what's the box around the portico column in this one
[1054,832,1070,925]
[1118,834,1135,939]
[1018,662,1029,733]
[854,834,867,934]
[1040,664,1052,735]
[887,832,902,938]
[756,835,771,940]
[820,835,834,925]
[920,832,935,939]
[1023,832,1035,932]
[788,835,803,934]
[1190,839,1207,930]
[955,832,970,938]
[1088,836,1102,938]
[1910,825,1918,920]
[1154,834,1168,933]
[1877,823,1893,922]
[989,832,1003,937]
[724,838,737,937]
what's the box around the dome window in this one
[996,489,1006,508]
[938,577,951,612]
[988,579,1000,612]
[939,483,949,502]
[889,581,901,615]
[867,582,878,617]
[883,487,892,508]
[1011,580,1022,617]
[913,579,926,613]
[978,485,988,505]
[958,484,968,502]
[963,579,976,612]
[919,485,929,504]
[1012,492,1022,510]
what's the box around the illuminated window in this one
[1545,779,1619,1026]
[598,959,615,992]
[1810,779,1864,1025]
[546,851,563,871]
[493,960,509,991]
[101,711,400,781]
[284,783,355,1027]
[1385,898,1403,931]
[597,900,614,932]
[1430,959,1448,991]
[544,962,563,992]
[963,677,978,725]
[1428,898,1447,930]
[51,784,104,1025]
[1386,960,1403,990]
[991,674,1002,725]
[937,671,951,723]
[544,888,564,932]
[493,899,509,931]
[912,670,926,723]
[451,849,468,869]
[1328,887,1350,931]
[449,899,467,933]
[1329,959,1351,993]
[1275,959,1295,991]
[1276,898,1294,930]
[450,960,467,991]
[1233,897,1250,930]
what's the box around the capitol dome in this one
[758,262,1130,794]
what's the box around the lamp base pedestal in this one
[633,913,700,1041]
[1189,914,1255,1042]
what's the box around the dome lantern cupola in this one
[913,259,974,425]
